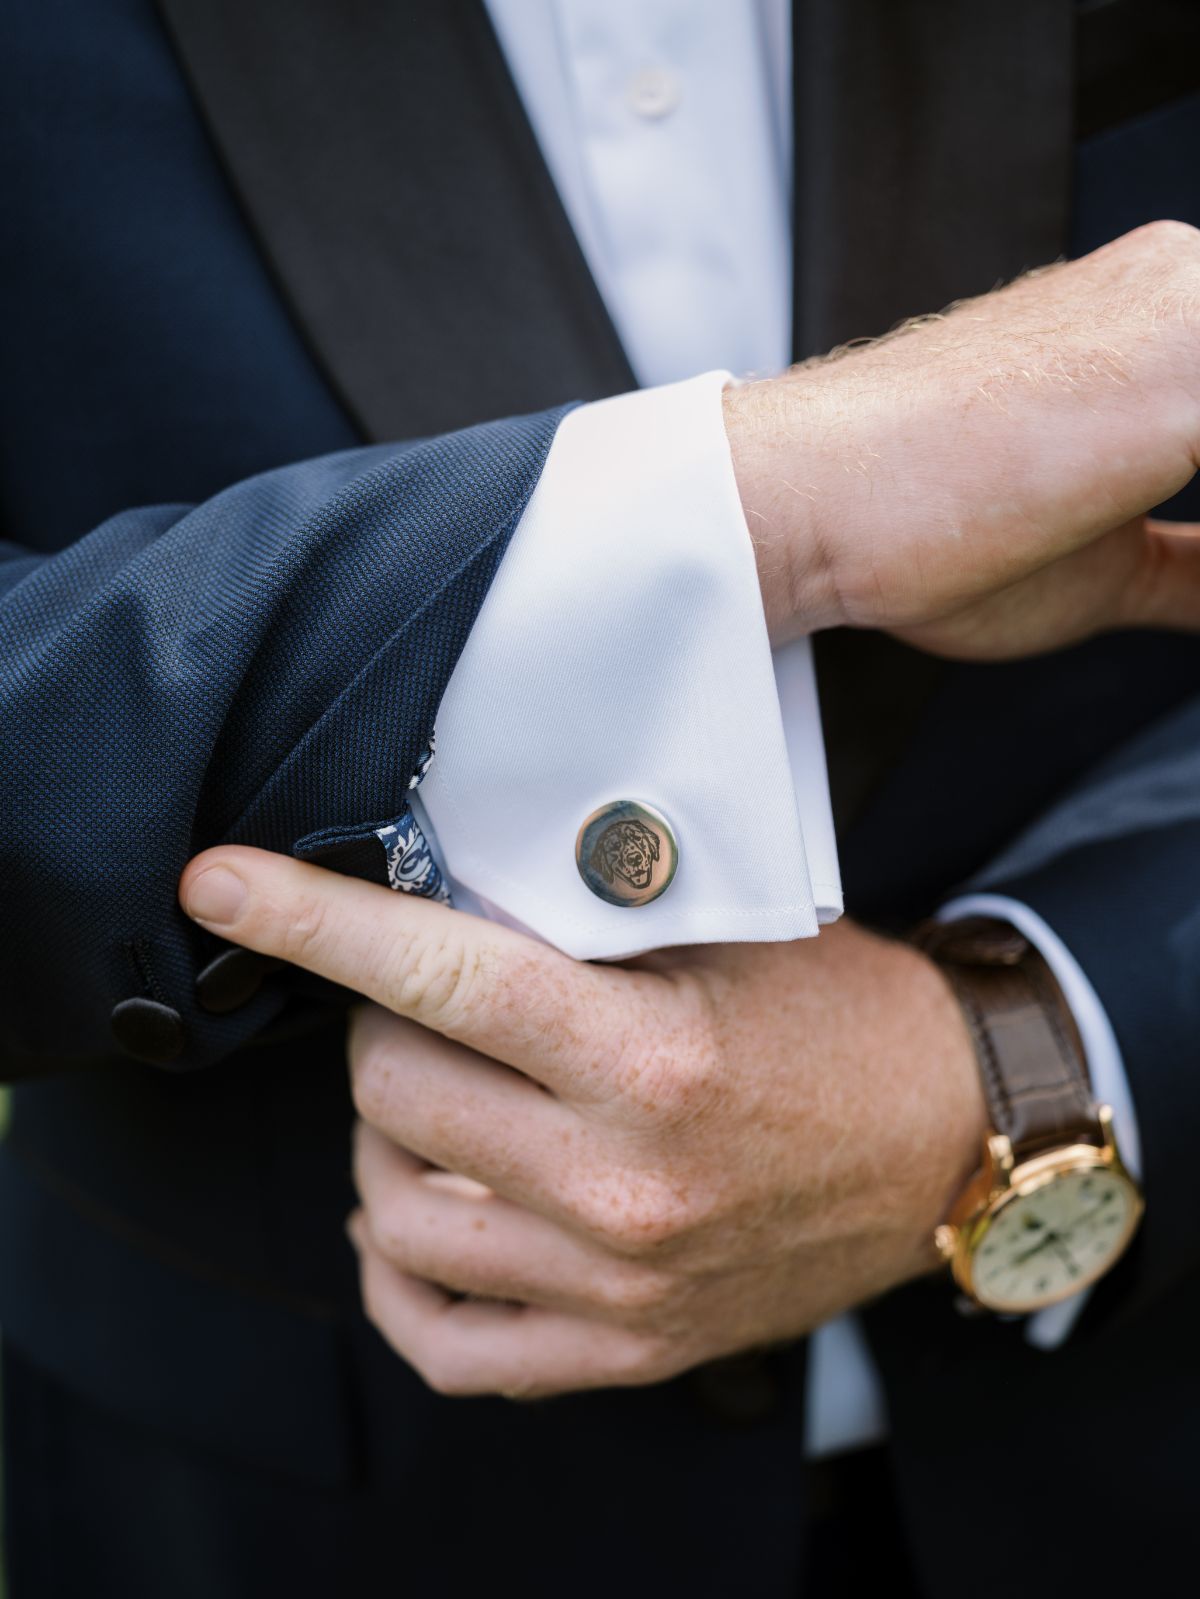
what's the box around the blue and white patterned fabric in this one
[374,738,451,904]
[406,736,436,791]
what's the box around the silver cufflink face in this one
[576,800,678,907]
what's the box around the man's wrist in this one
[902,943,991,1273]
[830,922,988,1286]
[722,378,843,645]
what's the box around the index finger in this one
[179,845,633,1092]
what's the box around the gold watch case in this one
[934,1105,1144,1313]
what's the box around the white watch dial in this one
[970,1164,1140,1312]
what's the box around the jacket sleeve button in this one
[110,997,185,1064]
[195,947,283,1014]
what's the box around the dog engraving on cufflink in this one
[593,819,658,890]
[576,801,678,907]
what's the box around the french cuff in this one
[939,892,1142,1348]
[416,371,842,961]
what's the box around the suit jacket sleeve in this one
[0,408,568,1076]
[973,694,1200,1327]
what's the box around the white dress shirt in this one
[410,0,1143,1455]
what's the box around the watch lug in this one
[1097,1102,1135,1182]
[986,1133,1015,1190]
[1098,1102,1117,1153]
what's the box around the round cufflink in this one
[576,800,678,907]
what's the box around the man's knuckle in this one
[412,1239,484,1297]
[392,929,481,1030]
[420,1347,474,1399]
[638,1038,723,1135]
[280,894,332,967]
[577,1173,691,1256]
[608,1330,676,1387]
[370,1207,415,1269]
[622,1194,685,1252]
[515,994,584,1074]
[600,1263,673,1317]
[351,1040,397,1124]
[365,1207,487,1298]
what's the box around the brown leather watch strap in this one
[914,917,1102,1157]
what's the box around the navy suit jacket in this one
[1,424,566,1071]
[3,3,1200,1595]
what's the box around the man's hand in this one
[181,848,985,1398]
[732,219,1200,656]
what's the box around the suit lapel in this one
[154,0,634,443]
[790,0,1074,355]
[157,0,1074,445]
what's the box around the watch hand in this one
[1050,1235,1081,1278]
[1011,1229,1061,1267]
[1008,1199,1115,1273]
[1071,1202,1109,1232]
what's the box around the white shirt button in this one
[625,65,682,120]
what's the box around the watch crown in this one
[933,1224,958,1261]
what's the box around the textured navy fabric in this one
[0,415,565,1070]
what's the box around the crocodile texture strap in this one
[914,916,1102,1157]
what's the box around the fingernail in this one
[184,865,247,928]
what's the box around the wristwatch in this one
[915,916,1143,1313]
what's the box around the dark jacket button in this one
[195,947,283,1014]
[110,997,185,1064]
